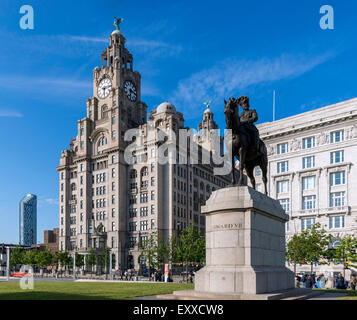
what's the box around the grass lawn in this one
[0,281,194,300]
[313,288,357,300]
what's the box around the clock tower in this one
[87,27,147,130]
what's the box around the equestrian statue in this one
[224,96,268,195]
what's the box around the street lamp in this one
[6,247,10,281]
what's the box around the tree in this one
[56,251,70,271]
[87,249,96,276]
[138,232,160,273]
[10,246,25,268]
[304,223,332,274]
[23,250,38,268]
[75,252,84,269]
[36,250,53,268]
[335,235,357,278]
[286,233,309,275]
[174,226,205,282]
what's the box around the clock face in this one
[124,80,137,102]
[97,78,112,99]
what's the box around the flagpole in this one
[273,90,276,122]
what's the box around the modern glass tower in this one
[19,194,37,246]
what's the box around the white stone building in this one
[256,98,357,247]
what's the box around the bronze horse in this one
[224,97,268,195]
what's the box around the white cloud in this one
[0,74,91,94]
[170,52,336,119]
[0,110,23,117]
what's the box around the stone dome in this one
[156,102,176,114]
[111,29,121,36]
[204,107,213,114]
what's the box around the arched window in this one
[200,182,204,191]
[130,170,137,179]
[71,183,76,191]
[141,167,148,177]
[206,185,211,193]
[194,179,198,188]
[102,105,109,119]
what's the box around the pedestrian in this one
[319,274,326,289]
[336,273,345,289]
[124,270,128,280]
[311,274,316,288]
[350,275,357,290]
[305,275,313,288]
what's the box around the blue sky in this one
[0,0,356,243]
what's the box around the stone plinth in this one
[194,186,295,296]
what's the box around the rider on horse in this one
[237,96,260,154]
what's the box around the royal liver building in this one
[57,26,229,271]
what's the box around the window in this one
[112,208,115,218]
[301,218,316,230]
[277,161,289,174]
[151,163,155,173]
[151,191,155,200]
[80,128,84,136]
[302,176,316,190]
[279,199,290,212]
[112,117,116,125]
[329,216,345,229]
[330,192,345,208]
[330,172,345,186]
[112,168,116,178]
[302,137,315,149]
[286,221,290,232]
[140,193,148,203]
[330,130,344,144]
[151,219,156,229]
[111,237,116,248]
[112,222,116,231]
[277,180,289,193]
[141,167,148,177]
[151,177,155,186]
[277,143,289,155]
[330,151,344,164]
[140,220,148,231]
[129,222,137,231]
[140,207,148,217]
[302,195,316,210]
[112,155,116,164]
[102,105,109,119]
[302,156,315,169]
[255,167,262,176]
[80,141,84,149]
[151,205,155,214]
[112,130,116,139]
[129,237,136,248]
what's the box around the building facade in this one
[19,194,37,246]
[256,98,357,246]
[32,228,59,254]
[57,28,229,271]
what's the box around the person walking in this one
[336,273,345,289]
[305,275,313,288]
[319,274,326,289]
